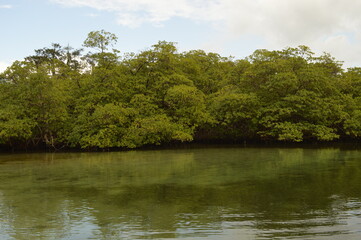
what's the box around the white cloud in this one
[51,0,361,66]
[52,0,208,26]
[0,4,12,9]
[85,13,99,17]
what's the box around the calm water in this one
[0,147,361,239]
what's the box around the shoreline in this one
[1,140,360,154]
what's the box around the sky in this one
[2,0,361,72]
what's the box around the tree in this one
[83,30,120,69]
[0,64,70,149]
[83,30,118,53]
[208,90,260,140]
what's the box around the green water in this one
[0,147,361,239]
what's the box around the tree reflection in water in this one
[0,147,360,239]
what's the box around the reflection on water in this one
[0,147,360,239]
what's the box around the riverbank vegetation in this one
[1,30,361,150]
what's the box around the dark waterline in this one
[1,141,361,154]
[0,147,361,239]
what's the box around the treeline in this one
[1,30,361,150]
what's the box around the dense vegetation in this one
[1,30,361,150]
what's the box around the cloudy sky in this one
[1,0,361,72]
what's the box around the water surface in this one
[0,147,361,239]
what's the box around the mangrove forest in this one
[1,30,361,150]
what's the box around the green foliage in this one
[343,96,361,137]
[0,66,70,148]
[68,103,133,148]
[1,32,360,150]
[120,114,193,148]
[341,67,361,97]
[208,90,260,139]
[0,104,35,145]
[165,84,210,126]
[180,50,233,94]
[83,30,118,53]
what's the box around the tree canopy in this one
[1,31,360,150]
